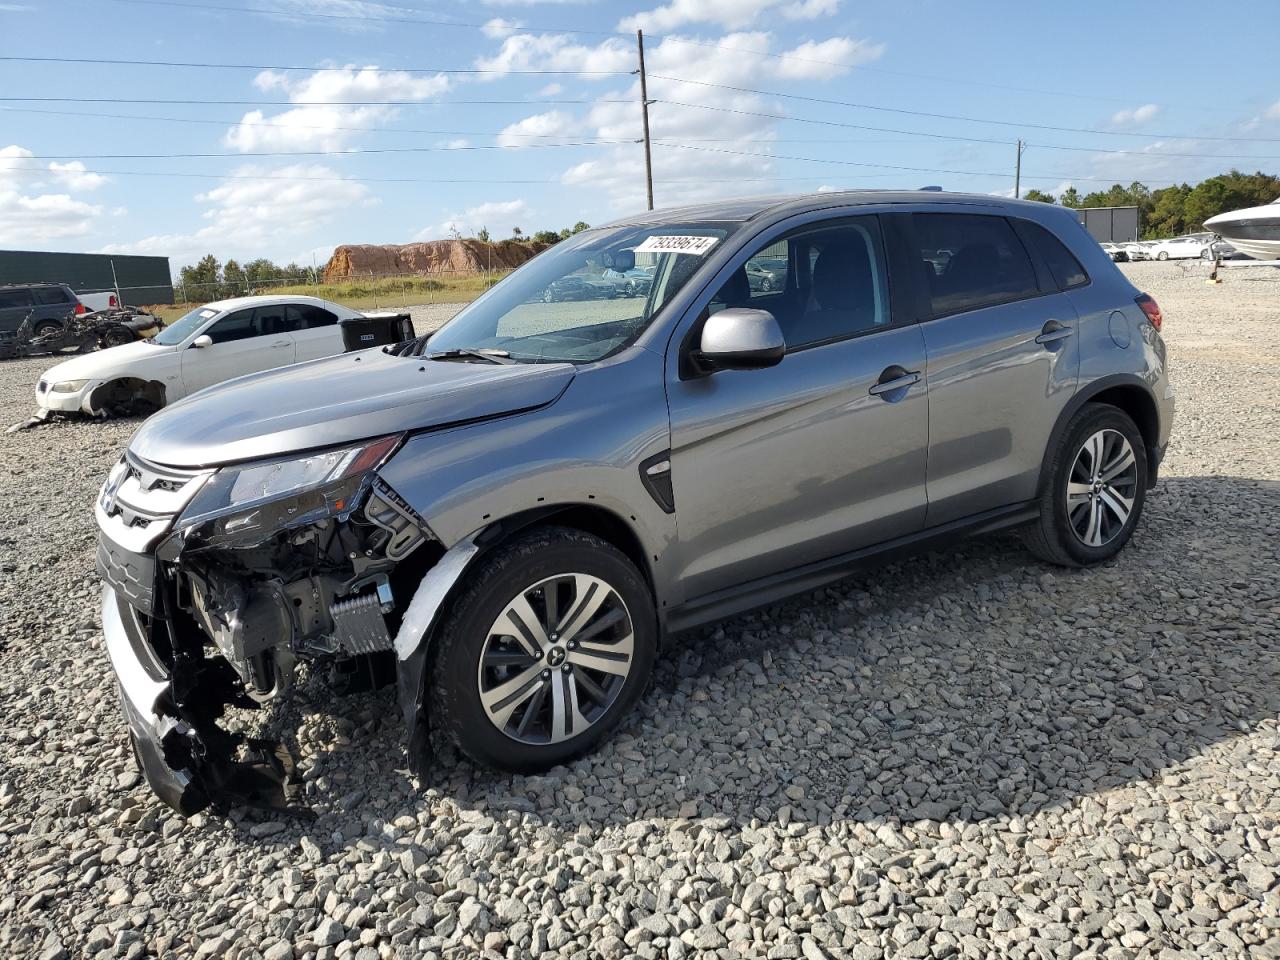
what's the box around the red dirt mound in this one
[323,239,549,280]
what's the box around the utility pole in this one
[637,29,654,211]
[1014,139,1025,199]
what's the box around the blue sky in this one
[3,0,1278,272]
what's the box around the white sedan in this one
[1147,236,1211,260]
[36,295,363,417]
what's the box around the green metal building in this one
[0,249,173,304]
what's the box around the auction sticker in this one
[634,235,720,255]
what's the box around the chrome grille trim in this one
[96,453,214,554]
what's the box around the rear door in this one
[287,303,345,361]
[909,212,1080,525]
[0,287,34,334]
[180,306,296,395]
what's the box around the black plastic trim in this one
[666,500,1039,634]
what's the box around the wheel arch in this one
[83,376,167,416]
[1039,375,1161,495]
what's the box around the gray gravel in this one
[1,269,1278,959]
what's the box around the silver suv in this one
[95,191,1173,812]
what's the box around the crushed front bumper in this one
[102,585,208,813]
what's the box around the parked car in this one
[78,290,124,313]
[0,282,79,341]
[96,191,1173,813]
[746,256,787,291]
[1121,242,1152,261]
[601,267,653,297]
[36,295,363,417]
[1148,236,1210,261]
[541,274,616,302]
[1100,243,1129,262]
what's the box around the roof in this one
[600,189,1049,228]
[196,293,349,312]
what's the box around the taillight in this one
[109,294,118,307]
[1135,293,1162,331]
[75,302,86,315]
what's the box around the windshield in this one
[152,306,218,345]
[424,222,737,363]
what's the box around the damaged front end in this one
[97,435,452,814]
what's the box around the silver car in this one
[95,191,1174,812]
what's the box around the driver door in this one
[666,215,930,600]
[180,305,296,396]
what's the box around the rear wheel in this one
[1024,403,1147,567]
[432,527,656,771]
[1157,251,1169,261]
[101,326,134,348]
[32,320,63,339]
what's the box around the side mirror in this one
[694,307,785,373]
[191,334,213,349]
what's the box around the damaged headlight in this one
[178,434,403,540]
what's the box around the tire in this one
[431,526,656,772]
[102,326,133,348]
[32,320,63,339]
[1024,403,1148,567]
[1201,248,1212,260]
[1157,251,1169,261]
[760,276,773,292]
[542,288,555,303]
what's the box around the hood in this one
[130,348,577,468]
[42,340,175,382]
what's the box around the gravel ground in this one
[1,266,1278,960]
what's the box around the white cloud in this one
[497,110,578,147]
[225,65,451,151]
[414,199,532,241]
[539,81,564,96]
[1109,103,1160,127]
[620,0,837,32]
[445,138,471,149]
[99,164,373,264]
[476,33,634,78]
[1267,101,1280,120]
[0,145,104,242]
[772,37,884,79]
[482,17,522,37]
[49,160,108,192]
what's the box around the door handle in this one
[1035,321,1073,345]
[868,368,921,397]
[269,340,292,348]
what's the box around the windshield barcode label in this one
[634,235,719,255]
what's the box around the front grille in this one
[96,453,213,555]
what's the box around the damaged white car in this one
[36,295,363,418]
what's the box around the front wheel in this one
[431,527,656,771]
[1024,403,1148,567]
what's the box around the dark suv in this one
[0,282,78,339]
[96,191,1173,813]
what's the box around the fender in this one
[1037,373,1161,493]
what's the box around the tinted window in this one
[205,309,256,344]
[253,304,289,336]
[0,289,33,308]
[710,218,890,350]
[914,214,1040,316]
[287,303,338,330]
[32,287,73,305]
[1022,221,1089,289]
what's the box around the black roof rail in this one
[918,185,944,192]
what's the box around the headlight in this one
[178,435,403,540]
[50,379,89,394]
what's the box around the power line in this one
[652,76,1280,144]
[0,96,625,106]
[20,140,634,160]
[98,0,1194,110]
[0,55,629,76]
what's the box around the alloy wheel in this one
[1066,429,1139,547]
[477,573,634,744]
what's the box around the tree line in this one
[1020,170,1280,239]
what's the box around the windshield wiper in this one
[426,347,514,364]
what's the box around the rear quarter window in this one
[0,289,34,308]
[912,213,1041,317]
[32,287,73,305]
[1019,220,1090,290]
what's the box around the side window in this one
[253,304,289,336]
[0,289,34,308]
[708,218,890,351]
[287,304,338,330]
[744,244,788,299]
[204,309,256,344]
[914,214,1040,316]
[1021,221,1089,290]
[32,287,72,305]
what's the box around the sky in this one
[2,0,1279,273]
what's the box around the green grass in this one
[153,271,510,323]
